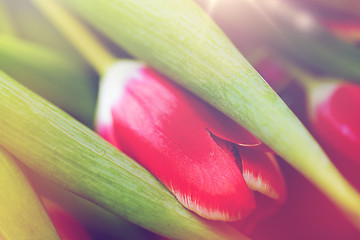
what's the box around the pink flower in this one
[95,61,286,222]
[310,82,360,165]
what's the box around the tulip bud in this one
[96,60,286,223]
[0,70,248,240]
[308,82,360,165]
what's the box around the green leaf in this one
[60,0,360,228]
[0,147,60,240]
[0,70,248,240]
[0,35,96,126]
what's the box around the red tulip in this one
[42,198,91,240]
[310,82,360,165]
[95,61,286,223]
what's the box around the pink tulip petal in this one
[240,147,286,202]
[186,89,274,152]
[217,143,285,231]
[313,83,360,164]
[201,108,262,147]
[95,61,147,150]
[111,68,256,221]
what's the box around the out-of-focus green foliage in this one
[0,35,96,126]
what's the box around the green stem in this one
[31,0,116,75]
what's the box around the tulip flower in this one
[308,81,360,165]
[27,1,248,238]
[32,0,285,224]
[95,60,286,223]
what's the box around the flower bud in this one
[309,82,360,165]
[96,61,286,223]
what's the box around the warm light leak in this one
[266,0,316,32]
[204,0,218,15]
[202,0,316,34]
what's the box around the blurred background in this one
[1,0,360,239]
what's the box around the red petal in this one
[233,148,286,230]
[95,61,146,150]
[189,95,274,152]
[185,86,274,151]
[240,147,286,203]
[224,146,286,232]
[203,107,262,147]
[111,68,255,221]
[313,83,360,164]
